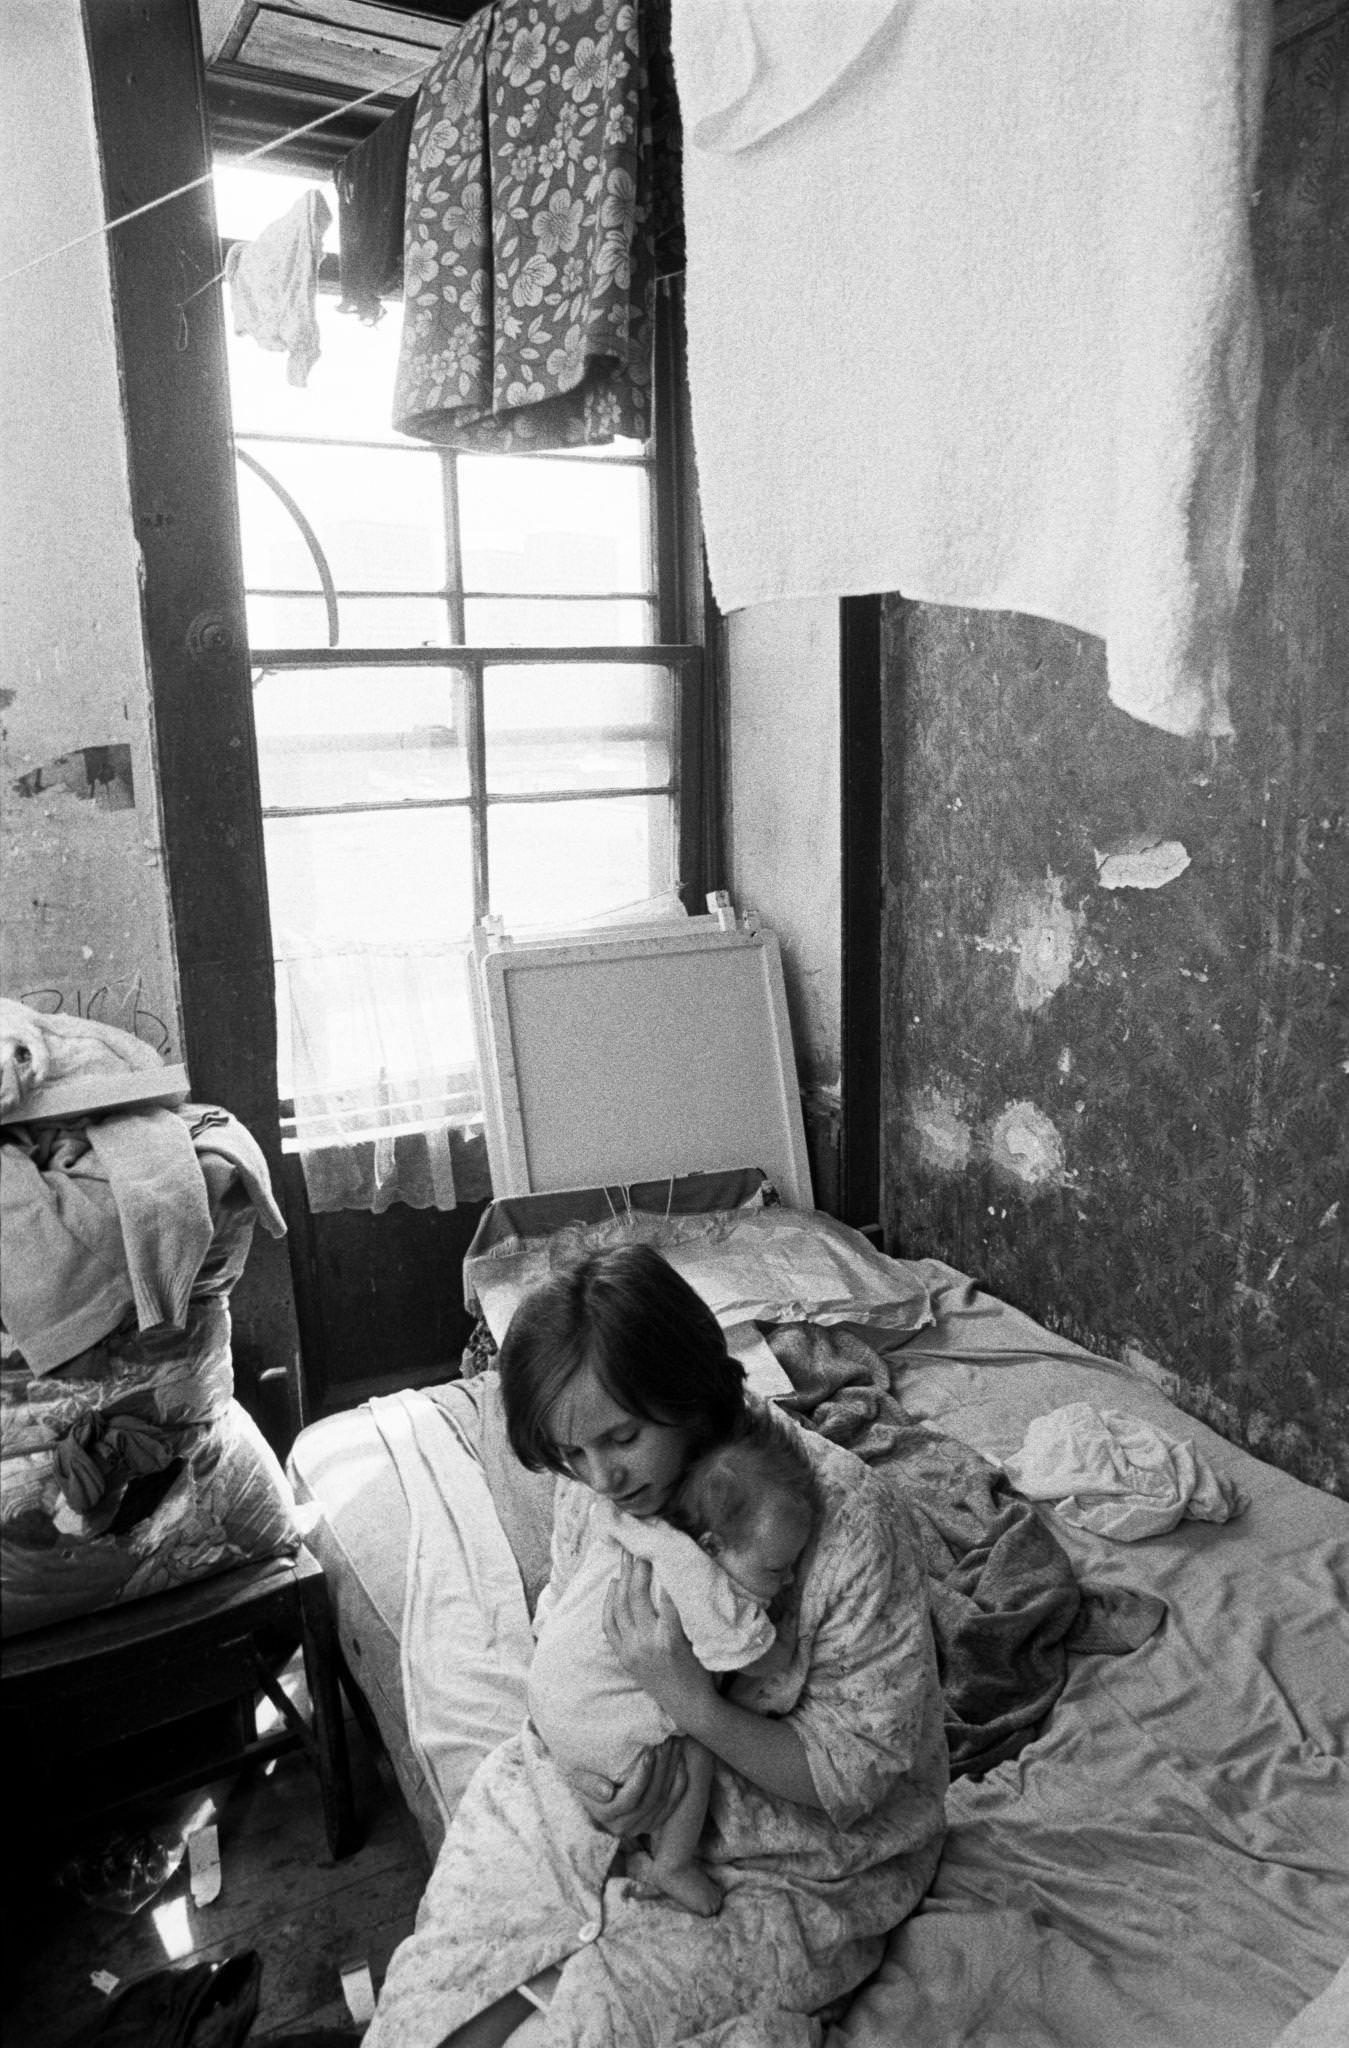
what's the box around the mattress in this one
[288,1226,1349,2047]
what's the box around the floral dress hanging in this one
[394,0,655,451]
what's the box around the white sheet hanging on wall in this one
[672,0,1272,739]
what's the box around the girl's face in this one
[713,1491,814,1604]
[545,1361,694,1520]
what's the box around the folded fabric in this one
[82,1109,213,1338]
[180,1103,288,1241]
[1002,1403,1246,1541]
[1,1102,285,1372]
[1,1137,137,1370]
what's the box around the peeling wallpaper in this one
[880,20,1348,1496]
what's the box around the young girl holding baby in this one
[528,1396,819,1915]
[365,1242,947,2048]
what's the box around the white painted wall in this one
[1,0,180,1053]
[722,595,841,1092]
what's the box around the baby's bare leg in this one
[647,1739,721,1916]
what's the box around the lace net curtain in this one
[282,945,480,1214]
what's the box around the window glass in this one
[213,159,684,1125]
[274,953,479,1101]
[213,164,340,248]
[487,795,674,930]
[264,808,475,952]
[237,442,446,590]
[458,455,651,594]
[464,597,653,646]
[225,295,407,443]
[483,664,672,794]
[254,668,471,809]
[247,594,453,649]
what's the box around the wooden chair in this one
[0,1545,360,1862]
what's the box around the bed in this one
[287,1184,1349,2048]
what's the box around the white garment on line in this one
[224,188,331,387]
[672,0,1272,739]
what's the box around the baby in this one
[527,1403,817,1916]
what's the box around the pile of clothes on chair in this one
[0,999,300,1637]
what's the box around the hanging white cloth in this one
[673,0,1272,739]
[224,187,331,387]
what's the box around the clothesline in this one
[0,62,432,289]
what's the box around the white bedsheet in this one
[367,1390,534,1835]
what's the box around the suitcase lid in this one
[469,901,812,1206]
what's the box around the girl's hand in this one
[567,1734,688,1838]
[602,1553,716,1733]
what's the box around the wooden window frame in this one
[82,0,715,1433]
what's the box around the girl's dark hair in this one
[498,1242,747,1475]
[667,1401,818,1550]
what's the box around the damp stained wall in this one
[881,19,1348,1495]
[1,0,180,1055]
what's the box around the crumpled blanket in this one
[767,1326,1161,1776]
[1001,1401,1247,1540]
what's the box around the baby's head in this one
[669,1403,817,1604]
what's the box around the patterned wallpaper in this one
[880,19,1348,1495]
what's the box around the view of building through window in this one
[214,163,685,1108]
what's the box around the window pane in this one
[214,165,340,250]
[236,441,445,590]
[246,594,335,649]
[484,665,673,794]
[465,597,654,646]
[254,668,470,808]
[264,808,475,953]
[335,597,454,646]
[224,294,406,443]
[247,594,453,650]
[488,795,675,929]
[458,455,651,594]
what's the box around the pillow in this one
[464,1199,932,1347]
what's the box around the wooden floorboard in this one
[1,1668,429,2046]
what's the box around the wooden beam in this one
[82,0,305,1447]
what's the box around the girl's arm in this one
[603,1553,825,1811]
